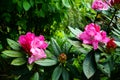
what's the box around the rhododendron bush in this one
[1,0,120,80]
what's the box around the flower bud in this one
[58,53,67,63]
[106,38,117,53]
[109,0,120,9]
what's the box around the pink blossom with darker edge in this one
[92,0,109,10]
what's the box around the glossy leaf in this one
[52,65,62,80]
[115,41,120,47]
[83,51,96,79]
[45,50,56,58]
[68,26,82,36]
[23,1,31,11]
[30,72,39,80]
[97,62,111,77]
[2,50,23,57]
[68,37,81,47]
[95,51,101,63]
[35,58,57,66]
[51,38,62,56]
[62,67,69,80]
[11,58,26,66]
[7,38,21,50]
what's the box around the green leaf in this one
[7,38,21,50]
[30,0,34,7]
[30,72,39,80]
[82,44,92,50]
[27,63,34,71]
[97,62,111,77]
[66,64,80,78]
[68,26,82,36]
[35,58,57,66]
[68,37,81,47]
[52,65,62,80]
[83,51,96,79]
[39,9,45,17]
[23,1,31,11]
[0,44,3,50]
[45,50,56,58]
[95,51,101,63]
[2,50,23,57]
[51,38,62,56]
[62,0,71,8]
[62,68,69,80]
[115,41,120,47]
[113,27,120,35]
[11,58,26,66]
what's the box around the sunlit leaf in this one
[23,1,31,11]
[11,58,26,66]
[115,41,120,47]
[68,26,82,36]
[68,37,81,47]
[62,0,71,8]
[2,50,23,57]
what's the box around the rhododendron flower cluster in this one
[92,0,109,10]
[78,23,110,50]
[18,32,48,64]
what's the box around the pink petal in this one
[101,31,110,43]
[31,37,48,49]
[83,39,92,44]
[29,48,46,64]
[94,32,102,41]
[92,41,99,50]
[38,35,45,41]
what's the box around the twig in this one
[107,9,118,34]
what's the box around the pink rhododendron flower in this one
[18,32,48,64]
[92,0,109,10]
[78,23,110,50]
[18,32,35,55]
